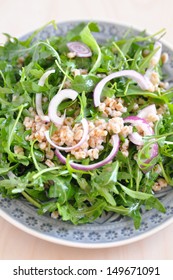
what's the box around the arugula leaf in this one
[71,74,100,93]
[80,23,102,73]
[48,176,74,204]
[57,199,106,224]
[91,162,119,206]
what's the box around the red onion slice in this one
[140,141,159,172]
[67,41,92,57]
[36,69,55,122]
[124,116,154,146]
[93,70,154,107]
[35,94,50,122]
[144,143,159,164]
[124,115,158,169]
[123,115,147,123]
[124,116,153,136]
[55,134,120,171]
[48,89,78,126]
[150,41,162,67]
[137,104,157,119]
[38,69,55,87]
[128,132,144,146]
[45,118,89,151]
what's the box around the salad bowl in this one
[0,20,173,248]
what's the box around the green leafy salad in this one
[0,21,173,229]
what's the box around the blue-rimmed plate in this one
[0,21,173,248]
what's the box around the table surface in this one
[0,0,173,260]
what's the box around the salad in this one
[0,21,173,229]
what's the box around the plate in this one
[1,21,173,248]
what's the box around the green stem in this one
[0,70,6,85]
[0,97,11,106]
[22,191,41,208]
[36,41,61,64]
[55,60,72,81]
[24,20,57,46]
[159,162,173,184]
[30,140,40,171]
[32,167,68,180]
[164,141,173,145]
[117,28,166,45]
[113,42,129,68]
[8,105,24,150]
[127,158,133,188]
[57,69,69,92]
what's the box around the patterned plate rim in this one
[1,209,173,248]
